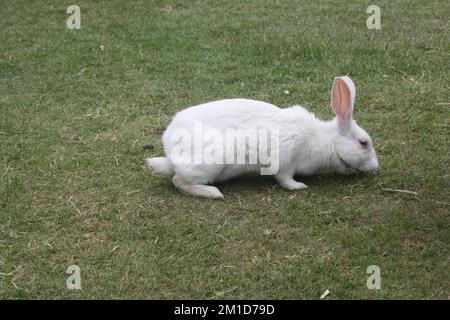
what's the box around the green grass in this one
[0,0,449,299]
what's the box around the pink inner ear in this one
[332,78,351,120]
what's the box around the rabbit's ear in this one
[331,76,355,132]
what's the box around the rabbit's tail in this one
[146,157,174,176]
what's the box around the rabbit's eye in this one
[359,139,368,148]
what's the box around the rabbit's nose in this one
[360,157,379,174]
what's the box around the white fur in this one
[146,157,174,176]
[146,76,379,199]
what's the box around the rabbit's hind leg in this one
[172,174,224,199]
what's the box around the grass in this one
[0,0,448,299]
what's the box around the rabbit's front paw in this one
[276,176,308,191]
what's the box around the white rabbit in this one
[146,76,379,199]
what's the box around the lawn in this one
[0,0,448,299]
